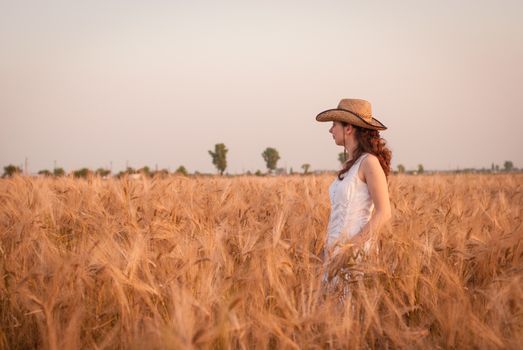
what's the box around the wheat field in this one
[0,174,522,349]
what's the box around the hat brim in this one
[316,109,387,131]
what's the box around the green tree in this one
[95,168,111,177]
[73,168,90,178]
[397,164,406,174]
[53,167,65,177]
[208,143,228,175]
[262,147,280,173]
[338,152,346,165]
[2,164,22,178]
[504,161,514,172]
[301,163,311,174]
[175,165,188,176]
[417,164,424,174]
[38,169,52,176]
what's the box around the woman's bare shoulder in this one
[362,153,379,166]
[358,153,380,181]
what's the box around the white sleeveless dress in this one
[326,153,374,248]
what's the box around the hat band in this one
[338,108,377,127]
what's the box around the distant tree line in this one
[2,151,518,178]
[1,164,188,179]
[393,161,517,175]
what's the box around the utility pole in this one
[24,157,28,176]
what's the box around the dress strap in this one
[355,153,369,167]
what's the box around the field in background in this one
[0,174,522,349]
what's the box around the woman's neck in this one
[345,143,358,161]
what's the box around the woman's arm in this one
[351,155,391,247]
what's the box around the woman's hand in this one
[325,242,357,278]
[350,233,369,248]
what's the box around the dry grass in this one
[0,173,522,349]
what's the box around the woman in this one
[316,98,392,274]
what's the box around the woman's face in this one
[329,121,349,146]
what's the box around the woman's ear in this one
[345,124,353,135]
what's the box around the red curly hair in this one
[338,122,392,180]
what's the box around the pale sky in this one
[1,0,522,174]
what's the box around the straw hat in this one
[315,98,387,130]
